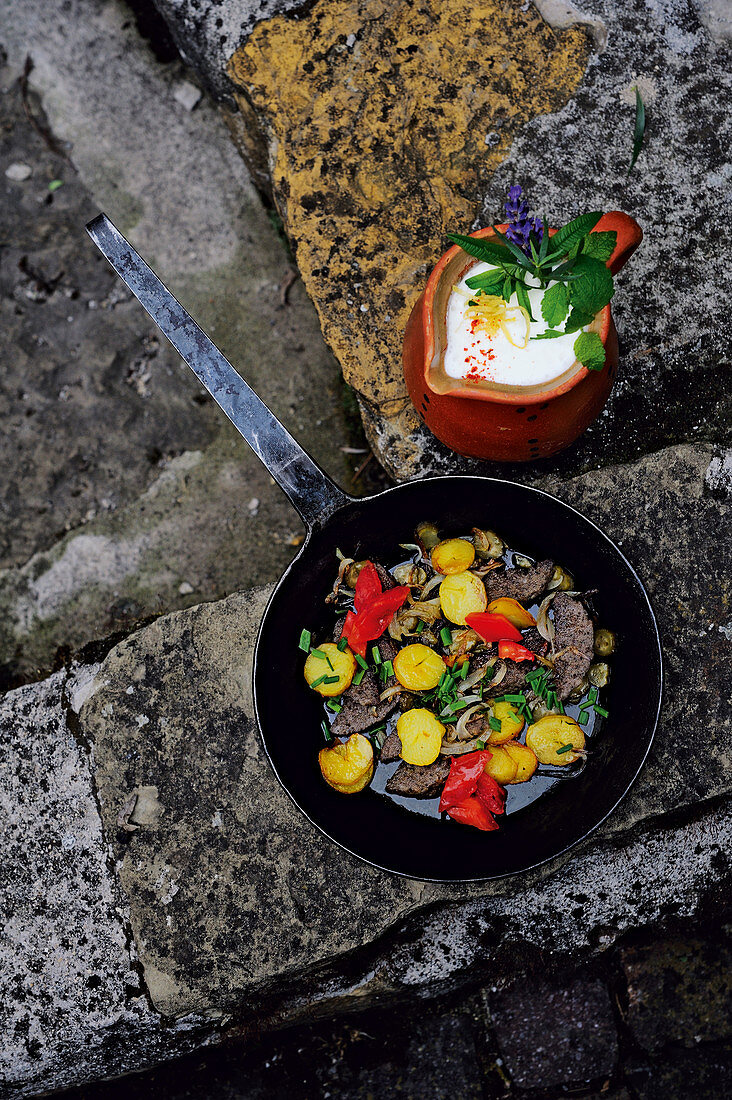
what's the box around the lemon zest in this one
[463,292,531,349]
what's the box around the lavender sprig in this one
[504,185,543,256]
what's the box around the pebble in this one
[5,162,32,181]
[173,80,202,111]
[178,581,194,595]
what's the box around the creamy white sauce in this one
[443,262,588,387]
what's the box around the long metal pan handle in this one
[86,213,351,531]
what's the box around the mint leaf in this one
[447,233,512,266]
[582,231,617,262]
[465,268,506,292]
[548,212,603,255]
[531,329,565,340]
[574,331,606,371]
[563,307,595,333]
[568,255,614,317]
[541,282,569,328]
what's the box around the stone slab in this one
[0,0,381,687]
[219,0,732,481]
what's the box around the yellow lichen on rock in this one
[228,0,591,439]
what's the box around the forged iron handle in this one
[86,214,351,531]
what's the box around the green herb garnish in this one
[310,647,334,669]
[382,660,394,679]
[329,700,342,714]
[475,739,486,750]
[298,629,312,653]
[415,619,426,634]
[488,716,502,732]
[355,654,369,671]
[593,704,609,718]
[337,637,349,652]
[371,646,382,665]
[578,710,589,726]
[353,668,366,686]
[321,720,332,742]
[310,674,328,689]
[628,86,646,174]
[440,626,453,648]
[556,743,573,755]
[323,675,340,685]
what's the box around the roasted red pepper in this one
[475,772,507,816]
[446,795,500,831]
[465,611,523,643]
[438,750,492,813]
[497,640,536,663]
[353,561,382,611]
[340,561,410,656]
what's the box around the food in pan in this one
[300,523,614,832]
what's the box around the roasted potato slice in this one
[304,642,356,696]
[486,598,536,629]
[393,643,446,691]
[319,733,374,793]
[525,715,585,765]
[483,746,518,785]
[488,700,525,744]
[503,741,538,783]
[432,538,476,575]
[439,571,487,625]
[397,708,445,766]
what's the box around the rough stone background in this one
[1,0,731,1097]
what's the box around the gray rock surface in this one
[1,445,730,1096]
[0,0,380,686]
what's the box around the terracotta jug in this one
[402,211,642,461]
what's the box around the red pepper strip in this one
[475,772,507,816]
[341,586,410,657]
[341,609,357,639]
[354,561,382,611]
[498,640,537,663]
[438,750,492,813]
[446,795,500,831]
[465,611,523,644]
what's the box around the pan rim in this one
[252,474,663,883]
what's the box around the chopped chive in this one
[329,701,342,714]
[503,694,526,703]
[593,704,609,718]
[578,710,589,726]
[310,674,329,688]
[310,648,334,672]
[415,619,426,634]
[382,660,394,678]
[440,626,453,647]
[321,719,332,742]
[438,672,448,689]
[355,653,369,670]
[458,660,469,680]
[488,716,502,732]
[484,664,496,681]
[589,686,598,704]
[371,646,382,665]
[475,739,486,750]
[556,743,573,755]
[353,668,366,686]
[324,675,340,685]
[337,637,349,652]
[298,629,312,652]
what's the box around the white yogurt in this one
[443,262,588,387]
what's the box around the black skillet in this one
[87,214,663,882]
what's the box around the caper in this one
[593,628,616,656]
[392,563,427,587]
[472,527,505,560]
[589,662,610,688]
[567,675,590,703]
[415,521,440,550]
[345,560,368,588]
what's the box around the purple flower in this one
[504,185,543,256]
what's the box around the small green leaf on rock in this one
[541,281,569,327]
[581,231,617,262]
[574,331,606,371]
[48,179,64,192]
[629,86,646,174]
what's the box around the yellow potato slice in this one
[439,571,487,625]
[319,733,374,793]
[431,538,476,575]
[393,643,446,691]
[486,597,536,629]
[483,746,518,785]
[525,715,585,765]
[503,741,539,783]
[304,642,356,697]
[397,708,445,766]
[488,700,525,745]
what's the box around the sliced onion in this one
[536,593,557,646]
[459,665,488,693]
[440,737,486,756]
[379,684,402,703]
[326,554,354,604]
[419,574,443,599]
[482,660,507,692]
[455,703,488,740]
